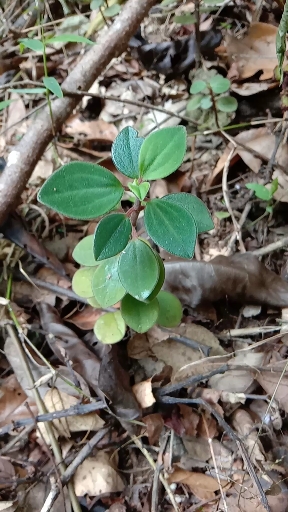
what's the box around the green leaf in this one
[121,294,159,333]
[174,14,196,24]
[93,213,131,261]
[200,96,212,110]
[104,4,121,16]
[47,34,94,45]
[128,181,150,201]
[144,252,165,303]
[87,296,101,307]
[157,291,182,328]
[72,267,96,297]
[90,0,104,7]
[162,193,214,233]
[43,77,63,98]
[190,80,207,94]
[186,94,203,111]
[209,75,230,94]
[0,100,13,111]
[19,38,45,52]
[13,88,47,94]
[94,311,126,344]
[216,96,238,113]
[144,199,197,258]
[111,127,144,179]
[276,2,288,83]
[215,211,230,219]
[139,126,186,180]
[161,0,176,5]
[270,178,279,196]
[72,235,98,266]
[38,162,124,220]
[246,183,271,201]
[118,239,159,301]
[92,255,126,307]
[266,205,273,214]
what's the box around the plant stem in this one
[208,85,220,129]
[129,198,141,228]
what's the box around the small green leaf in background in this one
[173,14,196,24]
[190,80,207,94]
[139,126,186,180]
[13,88,47,94]
[72,267,96,298]
[157,291,182,328]
[72,235,98,266]
[90,0,104,8]
[200,96,212,110]
[111,127,144,179]
[215,211,230,220]
[276,1,288,83]
[38,162,124,219]
[92,256,126,308]
[0,100,14,112]
[118,239,159,301]
[161,0,176,5]
[186,94,203,111]
[163,193,214,233]
[144,198,197,258]
[93,213,131,261]
[246,183,271,201]
[209,75,230,94]
[19,38,45,52]
[43,77,63,98]
[270,178,279,196]
[47,34,94,45]
[128,181,150,201]
[216,96,238,113]
[144,253,165,303]
[121,294,159,333]
[94,311,126,344]
[104,4,121,16]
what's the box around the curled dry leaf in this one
[73,451,125,497]
[232,409,265,464]
[168,467,227,500]
[132,378,155,409]
[142,413,164,445]
[164,253,288,309]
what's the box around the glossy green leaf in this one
[246,183,271,201]
[144,199,197,258]
[190,80,207,94]
[0,100,13,111]
[111,127,144,179]
[270,178,279,196]
[144,253,165,303]
[92,256,126,307]
[19,38,45,52]
[209,75,230,94]
[47,34,94,45]
[174,14,196,24]
[118,239,159,301]
[90,0,104,7]
[157,291,182,328]
[72,235,98,266]
[162,193,214,233]
[104,4,121,16]
[72,267,96,297]
[200,96,212,110]
[139,126,186,180]
[13,88,47,94]
[216,96,238,113]
[87,296,101,307]
[121,294,159,333]
[186,94,203,111]
[43,77,63,98]
[38,162,124,220]
[94,311,126,344]
[128,181,150,201]
[93,213,131,261]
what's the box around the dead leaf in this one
[132,378,155,408]
[168,467,226,500]
[0,375,30,427]
[230,82,276,96]
[178,404,199,437]
[5,93,26,143]
[73,451,124,496]
[272,168,288,202]
[20,481,71,512]
[256,361,288,413]
[142,413,164,445]
[66,305,103,330]
[223,477,288,512]
[225,23,281,80]
[232,409,265,464]
[0,456,15,483]
[164,253,288,309]
[29,158,53,185]
[63,115,118,142]
[250,399,282,430]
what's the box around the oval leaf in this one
[190,80,207,94]
[145,253,165,303]
[209,75,230,95]
[94,311,126,344]
[216,96,238,113]
[94,213,131,261]
[72,235,98,266]
[72,267,96,298]
[47,34,94,45]
[139,126,187,180]
[186,95,202,111]
[162,193,214,233]
[118,239,159,301]
[38,162,124,220]
[157,291,182,327]
[144,199,197,258]
[19,38,44,52]
[92,256,126,308]
[121,295,159,333]
[43,77,63,98]
[111,127,144,179]
[128,181,150,201]
[200,96,212,110]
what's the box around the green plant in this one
[38,126,213,344]
[186,69,238,130]
[90,0,121,18]
[246,178,278,215]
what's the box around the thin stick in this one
[251,235,288,256]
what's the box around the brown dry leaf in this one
[174,354,230,383]
[272,168,288,202]
[168,467,226,500]
[230,82,276,96]
[21,481,71,512]
[142,413,164,445]
[256,362,288,413]
[0,375,30,427]
[0,456,15,482]
[73,451,125,496]
[225,23,281,80]
[164,253,288,309]
[132,378,155,408]
[178,404,199,437]
[232,409,265,464]
[250,399,282,430]
[66,305,103,330]
[197,413,218,439]
[29,158,53,185]
[223,477,288,512]
[63,115,118,142]
[5,93,26,143]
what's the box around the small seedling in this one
[38,126,214,344]
[246,178,278,215]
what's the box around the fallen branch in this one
[0,0,157,225]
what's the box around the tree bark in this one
[0,0,157,225]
